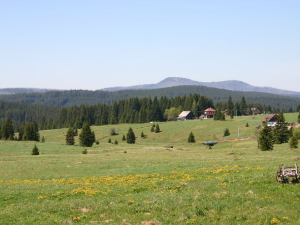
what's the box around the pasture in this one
[1,114,300,224]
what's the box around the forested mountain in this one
[0,88,59,95]
[103,77,300,98]
[0,85,299,110]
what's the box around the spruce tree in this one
[289,133,298,149]
[1,118,14,140]
[126,127,135,144]
[108,138,111,143]
[151,124,155,132]
[274,110,289,144]
[122,134,126,141]
[66,127,75,145]
[258,122,274,151]
[246,122,249,127]
[155,124,160,133]
[298,111,300,124]
[18,125,24,141]
[188,132,196,143]
[31,145,39,155]
[223,128,230,137]
[79,122,95,147]
[141,131,145,138]
[114,140,118,145]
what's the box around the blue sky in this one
[0,1,299,91]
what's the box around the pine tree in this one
[155,124,160,133]
[126,127,135,144]
[108,138,111,143]
[188,132,196,143]
[223,128,230,137]
[227,95,234,116]
[274,110,289,144]
[41,136,45,143]
[298,111,300,123]
[31,145,39,155]
[289,133,298,149]
[23,122,40,141]
[141,131,145,138]
[246,122,249,127]
[1,118,14,140]
[18,125,24,141]
[66,127,75,145]
[258,122,274,151]
[79,122,95,147]
[114,140,118,145]
[122,134,126,141]
[151,123,155,132]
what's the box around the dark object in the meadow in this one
[31,145,39,155]
[82,148,88,154]
[276,163,300,183]
[202,141,218,149]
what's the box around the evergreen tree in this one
[31,145,39,155]
[1,118,14,140]
[155,124,160,133]
[66,127,75,145]
[188,132,196,143]
[18,125,24,141]
[246,122,249,127]
[298,111,300,124]
[258,122,274,151]
[223,128,230,137]
[122,134,126,141]
[227,95,234,115]
[151,123,155,132]
[274,110,289,144]
[114,139,118,145]
[23,122,40,141]
[108,138,111,143]
[141,131,145,138]
[79,122,95,147]
[289,133,298,149]
[240,96,246,115]
[126,127,135,144]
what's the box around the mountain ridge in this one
[102,77,300,98]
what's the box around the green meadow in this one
[1,114,300,224]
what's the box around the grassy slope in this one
[0,113,300,224]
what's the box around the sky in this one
[0,1,299,91]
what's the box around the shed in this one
[177,111,195,121]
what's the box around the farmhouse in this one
[177,111,195,120]
[262,114,278,127]
[251,108,261,115]
[204,107,215,119]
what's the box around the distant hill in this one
[0,88,60,95]
[0,85,299,110]
[102,77,300,98]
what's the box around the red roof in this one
[204,107,215,112]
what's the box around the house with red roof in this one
[204,108,215,119]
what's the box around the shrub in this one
[188,132,196,143]
[141,131,145,138]
[122,134,126,141]
[151,124,155,132]
[108,138,111,143]
[246,122,249,127]
[82,148,88,154]
[114,140,118,145]
[96,140,99,145]
[31,145,39,155]
[110,128,117,135]
[223,128,230,137]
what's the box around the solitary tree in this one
[188,132,196,143]
[141,131,145,138]
[126,127,135,144]
[258,122,274,151]
[31,145,39,155]
[122,134,126,141]
[79,122,95,147]
[66,127,75,145]
[246,122,249,127]
[289,133,298,149]
[155,124,160,133]
[223,128,230,137]
[151,124,155,132]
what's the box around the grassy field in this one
[1,114,300,224]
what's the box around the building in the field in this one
[204,108,215,119]
[177,111,195,121]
